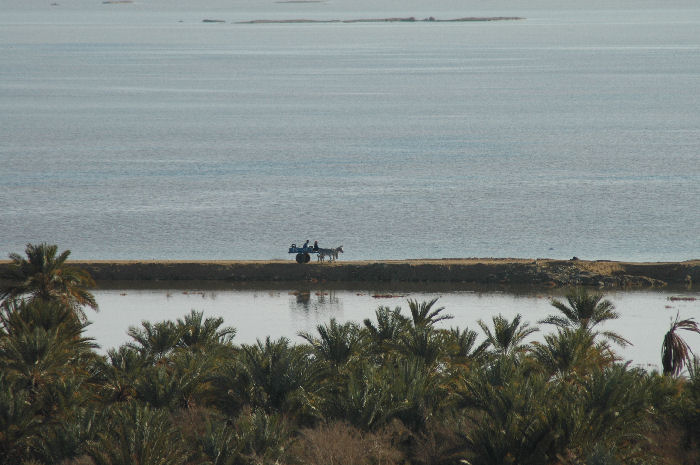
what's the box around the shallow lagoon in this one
[87,285,700,371]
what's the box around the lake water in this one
[1,0,699,262]
[87,285,700,371]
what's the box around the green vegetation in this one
[2,243,700,465]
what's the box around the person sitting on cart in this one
[303,240,310,250]
[313,241,319,252]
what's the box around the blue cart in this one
[288,243,317,263]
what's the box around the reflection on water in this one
[289,289,344,322]
[87,286,700,371]
[289,290,343,319]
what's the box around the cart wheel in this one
[303,253,311,263]
[295,253,304,264]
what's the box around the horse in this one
[318,245,343,262]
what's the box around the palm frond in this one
[661,313,700,376]
[407,298,453,327]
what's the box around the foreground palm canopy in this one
[1,243,700,465]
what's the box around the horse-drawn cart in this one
[288,243,317,263]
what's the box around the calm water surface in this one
[1,0,699,261]
[87,286,700,370]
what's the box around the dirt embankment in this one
[0,259,697,289]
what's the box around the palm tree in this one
[32,406,100,465]
[0,298,98,463]
[233,408,294,465]
[0,373,41,464]
[530,327,615,379]
[167,350,218,409]
[362,305,408,354]
[457,359,654,465]
[132,365,184,409]
[443,327,489,364]
[389,357,446,431]
[395,325,445,366]
[541,288,630,347]
[0,300,96,396]
[331,356,445,432]
[661,313,700,376]
[87,403,190,465]
[127,320,181,363]
[208,359,248,418]
[298,318,362,368]
[407,298,453,327]
[0,297,85,338]
[1,243,97,320]
[456,356,560,465]
[197,416,241,465]
[573,364,654,459]
[175,310,236,354]
[675,356,700,449]
[238,336,323,413]
[197,409,295,465]
[94,346,144,403]
[478,313,538,356]
[323,361,394,430]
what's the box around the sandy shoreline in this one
[1,258,697,289]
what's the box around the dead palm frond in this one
[662,313,700,376]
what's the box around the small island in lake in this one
[237,16,524,24]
